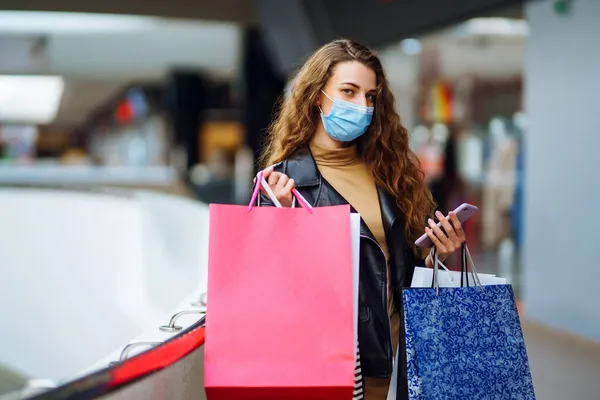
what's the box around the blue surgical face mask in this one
[319,90,374,142]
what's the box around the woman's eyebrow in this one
[339,82,377,92]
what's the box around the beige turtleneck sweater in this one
[309,140,400,400]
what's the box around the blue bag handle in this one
[430,243,483,294]
[460,243,470,287]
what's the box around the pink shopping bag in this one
[205,174,356,400]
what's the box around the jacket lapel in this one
[282,146,320,188]
[377,188,401,236]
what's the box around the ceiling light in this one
[400,38,422,55]
[463,18,529,37]
[0,11,160,35]
[0,75,65,124]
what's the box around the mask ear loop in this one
[320,89,333,101]
[319,90,334,116]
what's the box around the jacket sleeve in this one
[258,193,276,207]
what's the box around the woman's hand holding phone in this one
[424,210,467,263]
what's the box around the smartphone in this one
[414,203,479,248]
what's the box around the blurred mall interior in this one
[0,0,599,399]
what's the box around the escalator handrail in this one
[28,318,206,400]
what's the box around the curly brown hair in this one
[260,39,435,254]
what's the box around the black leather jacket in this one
[259,146,424,398]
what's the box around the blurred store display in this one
[0,125,38,162]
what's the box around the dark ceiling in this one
[0,0,258,24]
[0,0,524,26]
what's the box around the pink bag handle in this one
[248,170,313,213]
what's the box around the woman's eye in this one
[342,89,354,95]
[366,94,375,101]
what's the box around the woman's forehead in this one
[329,61,377,91]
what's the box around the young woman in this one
[258,39,466,400]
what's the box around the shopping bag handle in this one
[460,243,482,288]
[431,248,446,293]
[428,247,455,288]
[431,243,482,294]
[460,243,470,287]
[247,170,313,213]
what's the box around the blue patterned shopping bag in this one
[402,246,535,399]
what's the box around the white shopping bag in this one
[386,345,400,400]
[411,245,506,287]
[350,213,361,361]
[411,267,506,287]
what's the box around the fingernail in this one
[428,218,434,224]
[435,211,443,217]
